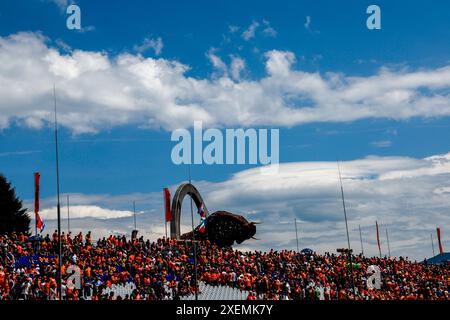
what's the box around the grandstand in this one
[181,282,249,300]
[1,232,449,300]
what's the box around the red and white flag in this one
[197,203,207,234]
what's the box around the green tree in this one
[0,174,30,234]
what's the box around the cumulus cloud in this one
[1,32,450,134]
[304,16,311,30]
[207,48,228,76]
[77,25,96,34]
[48,0,72,11]
[229,55,245,81]
[228,25,240,33]
[262,20,277,37]
[29,152,450,260]
[241,21,259,40]
[239,19,276,40]
[203,152,450,260]
[133,37,163,55]
[39,205,134,220]
[371,140,392,148]
[304,16,319,34]
[0,150,42,157]
[207,50,246,80]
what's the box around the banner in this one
[376,221,381,257]
[197,203,207,233]
[164,188,171,222]
[34,172,40,214]
[437,227,444,255]
[34,172,44,232]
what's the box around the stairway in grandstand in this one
[181,282,249,300]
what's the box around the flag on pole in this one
[376,221,381,257]
[36,212,45,232]
[197,203,205,217]
[197,203,207,233]
[198,215,207,234]
[34,172,45,233]
[437,227,444,255]
[163,188,171,222]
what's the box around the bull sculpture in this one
[170,183,258,247]
[181,210,258,247]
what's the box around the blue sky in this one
[0,0,449,259]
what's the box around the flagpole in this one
[163,189,167,239]
[67,194,70,234]
[386,228,391,257]
[53,85,62,301]
[294,218,299,252]
[337,161,356,297]
[133,201,137,231]
[359,225,364,256]
[189,165,198,301]
[35,173,38,236]
[34,172,40,236]
[165,220,167,239]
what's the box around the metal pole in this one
[359,225,364,256]
[165,221,167,239]
[294,218,299,252]
[376,221,382,258]
[164,189,167,239]
[189,166,198,300]
[67,195,70,234]
[430,233,435,257]
[386,229,391,257]
[53,85,62,301]
[133,201,137,230]
[337,161,356,297]
[35,175,38,236]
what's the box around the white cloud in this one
[0,150,41,157]
[304,16,311,30]
[371,140,392,148]
[133,37,163,55]
[434,186,450,195]
[265,50,295,76]
[1,32,450,134]
[304,16,319,34]
[201,152,450,259]
[207,48,228,76]
[229,55,245,81]
[207,50,246,80]
[49,0,72,11]
[228,25,240,33]
[28,152,450,260]
[241,21,259,40]
[39,205,134,220]
[262,20,277,37]
[55,39,72,52]
[77,25,96,33]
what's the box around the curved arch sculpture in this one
[170,183,210,239]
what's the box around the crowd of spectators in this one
[0,232,448,300]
